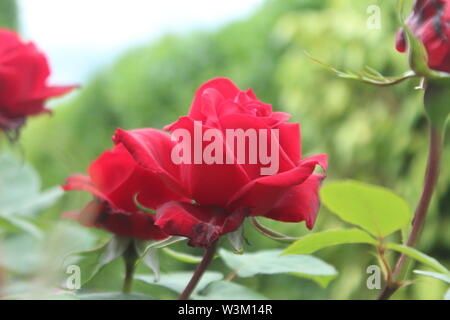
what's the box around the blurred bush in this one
[18,0,449,299]
[0,0,18,30]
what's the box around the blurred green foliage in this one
[15,0,449,299]
[0,0,18,30]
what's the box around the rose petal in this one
[113,128,189,198]
[62,174,107,200]
[188,78,241,121]
[218,113,296,179]
[258,173,325,229]
[89,144,183,212]
[228,154,327,216]
[167,116,251,206]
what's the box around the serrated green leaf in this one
[414,270,450,284]
[219,249,337,287]
[386,244,449,274]
[320,181,412,237]
[283,229,377,255]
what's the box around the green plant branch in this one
[377,243,393,287]
[378,124,444,300]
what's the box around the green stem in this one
[178,242,217,300]
[377,244,393,286]
[122,243,138,294]
[378,124,443,300]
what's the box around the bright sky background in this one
[18,0,263,84]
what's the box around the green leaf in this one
[306,51,417,86]
[4,290,81,300]
[401,19,431,77]
[386,244,449,274]
[162,247,203,264]
[219,249,337,288]
[134,240,160,282]
[64,236,131,285]
[444,289,450,300]
[43,292,80,300]
[0,215,42,238]
[0,154,62,217]
[283,229,377,255]
[17,187,63,215]
[414,270,450,284]
[197,281,268,300]
[137,271,223,295]
[78,292,154,300]
[0,153,40,211]
[227,225,245,253]
[320,181,412,237]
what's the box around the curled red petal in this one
[188,78,240,121]
[258,173,326,229]
[62,174,107,200]
[228,154,327,216]
[113,128,188,198]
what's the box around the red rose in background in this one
[0,29,75,134]
[62,143,185,240]
[114,78,327,248]
[396,0,450,73]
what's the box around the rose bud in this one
[0,29,75,136]
[396,0,450,73]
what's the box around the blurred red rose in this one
[62,143,185,240]
[396,0,450,73]
[0,29,75,134]
[114,78,327,248]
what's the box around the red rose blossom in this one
[62,143,185,240]
[0,29,75,134]
[114,78,327,248]
[396,0,450,73]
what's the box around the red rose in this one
[62,143,185,240]
[114,78,327,248]
[0,29,75,134]
[396,0,450,73]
